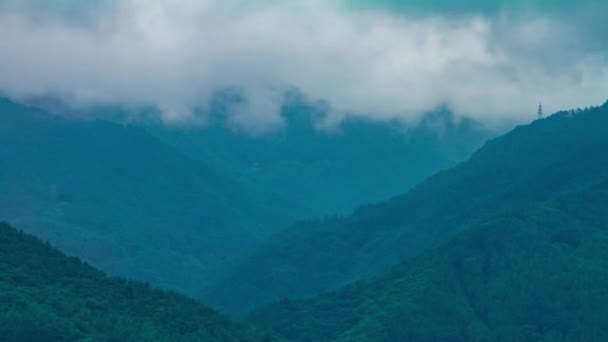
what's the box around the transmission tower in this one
[537,102,543,119]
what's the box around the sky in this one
[0,0,607,133]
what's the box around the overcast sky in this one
[0,0,606,132]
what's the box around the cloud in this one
[0,0,606,132]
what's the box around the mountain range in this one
[250,179,608,341]
[0,97,491,299]
[203,102,608,315]
[1,100,607,341]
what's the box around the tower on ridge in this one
[537,102,543,119]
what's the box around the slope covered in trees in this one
[251,181,608,341]
[0,97,491,299]
[0,222,274,341]
[204,102,608,314]
[0,98,285,296]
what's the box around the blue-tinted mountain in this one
[203,102,608,315]
[149,98,493,221]
[0,98,274,295]
[0,97,491,300]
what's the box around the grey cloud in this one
[0,0,606,132]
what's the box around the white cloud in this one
[0,0,606,132]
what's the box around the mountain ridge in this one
[202,101,608,315]
[250,178,608,341]
[0,96,493,300]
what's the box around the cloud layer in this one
[1,0,607,132]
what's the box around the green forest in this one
[0,222,274,341]
[250,180,608,341]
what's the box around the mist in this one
[1,0,607,133]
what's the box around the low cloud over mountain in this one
[1,0,607,132]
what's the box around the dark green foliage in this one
[0,222,275,341]
[204,102,608,314]
[251,181,608,341]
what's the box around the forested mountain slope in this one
[204,102,608,315]
[0,98,280,295]
[0,97,492,299]
[0,222,275,341]
[251,180,608,341]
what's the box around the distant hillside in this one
[203,102,608,315]
[250,181,608,341]
[0,98,284,296]
[148,99,492,220]
[0,97,491,299]
[0,222,274,341]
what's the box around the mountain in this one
[250,180,608,341]
[0,97,492,299]
[0,222,275,341]
[203,102,608,315]
[147,98,493,220]
[0,98,278,295]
